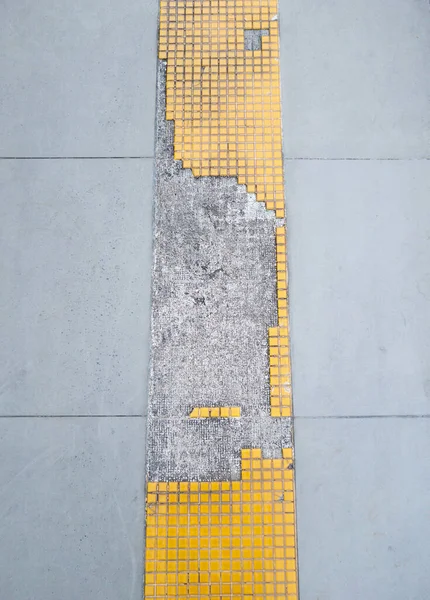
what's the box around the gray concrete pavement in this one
[0,417,146,600]
[0,159,153,416]
[0,1,156,598]
[280,0,430,159]
[294,418,430,600]
[285,159,430,418]
[280,0,430,597]
[1,0,158,157]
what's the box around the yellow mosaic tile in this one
[151,0,298,595]
[145,448,298,600]
[159,0,293,416]
[189,407,242,418]
[159,0,284,218]
[270,226,292,417]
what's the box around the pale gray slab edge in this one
[279,0,430,159]
[0,159,153,415]
[285,159,430,417]
[0,416,146,600]
[294,418,430,600]
[0,0,158,157]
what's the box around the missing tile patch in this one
[244,28,269,51]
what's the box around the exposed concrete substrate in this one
[147,62,292,481]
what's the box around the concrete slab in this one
[0,416,146,600]
[294,417,430,600]
[0,159,152,415]
[285,159,430,417]
[279,0,430,158]
[0,0,158,157]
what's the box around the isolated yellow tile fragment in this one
[189,406,241,418]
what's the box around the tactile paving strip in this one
[146,0,298,597]
[159,0,284,217]
[145,449,297,600]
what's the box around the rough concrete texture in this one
[244,29,269,51]
[148,417,292,481]
[148,62,291,481]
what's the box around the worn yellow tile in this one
[153,0,297,596]
[145,447,297,598]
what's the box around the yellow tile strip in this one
[189,407,241,418]
[147,0,298,596]
[158,0,285,217]
[270,227,292,417]
[145,449,298,600]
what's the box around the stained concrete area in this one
[148,62,291,481]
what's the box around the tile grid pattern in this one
[145,449,297,600]
[159,0,285,218]
[270,227,292,417]
[145,1,298,598]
